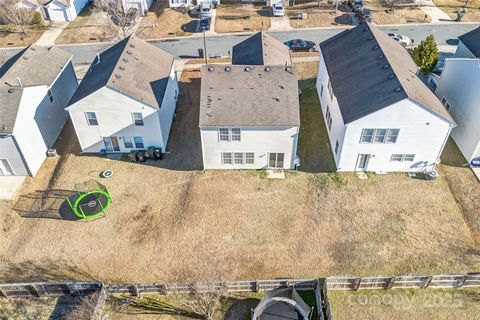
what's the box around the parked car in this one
[272,3,285,16]
[199,18,211,31]
[284,39,318,52]
[199,2,212,19]
[388,32,413,47]
[356,8,372,22]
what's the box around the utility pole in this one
[203,29,208,66]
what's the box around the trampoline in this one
[66,180,111,220]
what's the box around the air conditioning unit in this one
[47,149,58,157]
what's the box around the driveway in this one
[270,15,292,31]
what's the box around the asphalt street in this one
[1,23,479,66]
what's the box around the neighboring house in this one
[169,0,191,7]
[241,0,288,6]
[428,27,480,163]
[122,0,152,14]
[66,36,179,154]
[232,31,291,66]
[0,46,77,176]
[20,0,89,22]
[316,23,455,172]
[199,64,300,170]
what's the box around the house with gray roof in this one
[316,23,455,172]
[66,36,179,155]
[199,64,300,169]
[232,32,291,66]
[19,0,89,21]
[0,45,77,177]
[428,26,480,163]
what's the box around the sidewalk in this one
[417,0,452,23]
[35,21,69,46]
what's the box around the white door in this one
[0,159,14,176]
[356,154,370,171]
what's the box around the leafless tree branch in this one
[93,0,139,39]
[0,0,34,35]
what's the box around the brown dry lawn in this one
[0,296,81,319]
[136,0,195,39]
[0,25,48,47]
[215,4,271,33]
[0,63,479,284]
[55,5,118,44]
[434,0,480,21]
[288,3,356,28]
[329,288,480,319]
[365,0,432,24]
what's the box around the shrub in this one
[32,11,43,25]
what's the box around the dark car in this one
[356,8,372,22]
[284,39,318,52]
[199,18,211,31]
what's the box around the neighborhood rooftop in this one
[0,45,71,88]
[319,22,455,125]
[458,26,480,58]
[68,36,174,109]
[0,45,72,134]
[232,32,292,66]
[199,65,300,127]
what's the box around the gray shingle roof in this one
[68,36,174,109]
[199,65,300,127]
[458,26,480,58]
[0,45,71,134]
[232,32,292,66]
[320,23,455,125]
[0,45,72,87]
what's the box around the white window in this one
[231,128,241,142]
[320,84,323,98]
[132,112,144,126]
[441,97,451,111]
[361,129,399,144]
[123,136,133,148]
[246,152,254,164]
[391,154,415,162]
[335,140,339,154]
[222,152,232,164]
[85,112,98,126]
[234,152,244,164]
[325,106,332,131]
[219,128,229,142]
[134,136,144,148]
[327,79,334,100]
[47,89,54,103]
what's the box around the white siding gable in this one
[68,87,164,153]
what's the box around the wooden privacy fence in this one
[1,274,480,298]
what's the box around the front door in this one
[269,153,285,169]
[356,154,370,171]
[103,137,121,152]
[0,159,14,176]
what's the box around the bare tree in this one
[182,284,227,320]
[0,0,34,35]
[93,0,140,39]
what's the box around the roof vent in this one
[7,88,14,93]
[377,54,384,59]
[115,74,121,79]
[119,66,125,70]
[394,87,402,92]
[225,66,231,72]
[208,66,214,72]
[31,47,36,51]
[22,56,28,60]
[245,66,251,72]
[285,66,292,72]
[383,64,390,69]
[372,45,379,50]
[363,27,369,32]
[126,50,133,55]
[265,67,270,72]
[388,74,395,79]
[123,58,128,63]
[273,97,280,102]
[130,43,135,48]
[368,35,373,40]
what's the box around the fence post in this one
[133,285,140,297]
[0,286,7,297]
[354,277,361,291]
[423,276,433,289]
[254,280,259,292]
[386,277,395,289]
[31,284,46,297]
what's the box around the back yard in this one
[215,4,271,33]
[0,62,479,284]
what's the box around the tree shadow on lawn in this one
[297,79,336,173]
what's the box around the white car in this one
[388,32,412,47]
[272,3,285,17]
